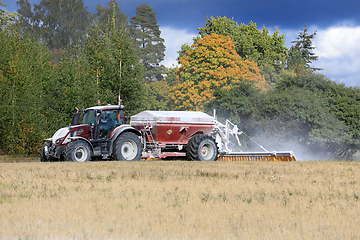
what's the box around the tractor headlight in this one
[55,137,64,145]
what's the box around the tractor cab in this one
[71,105,126,140]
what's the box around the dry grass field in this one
[0,157,360,239]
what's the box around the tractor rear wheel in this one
[65,140,92,162]
[187,134,219,161]
[113,132,142,161]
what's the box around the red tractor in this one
[40,105,144,162]
[40,104,219,162]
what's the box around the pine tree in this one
[129,4,165,82]
[287,25,322,73]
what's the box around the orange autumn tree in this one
[170,33,267,111]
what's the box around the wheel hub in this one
[121,140,137,160]
[74,146,88,162]
[201,148,207,155]
[200,143,214,161]
[75,151,83,159]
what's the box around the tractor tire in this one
[65,140,92,162]
[40,142,54,162]
[113,132,142,161]
[187,134,219,161]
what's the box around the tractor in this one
[40,104,143,162]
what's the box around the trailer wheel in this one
[114,132,142,161]
[187,134,219,161]
[40,142,55,162]
[65,140,92,162]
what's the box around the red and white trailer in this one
[131,110,296,161]
[131,111,218,160]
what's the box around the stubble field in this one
[0,156,359,239]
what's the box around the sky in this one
[2,0,360,87]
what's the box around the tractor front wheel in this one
[65,140,92,162]
[113,132,142,161]
[40,142,54,162]
[187,134,219,161]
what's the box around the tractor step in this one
[218,151,296,162]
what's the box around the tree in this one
[170,33,267,111]
[83,22,145,116]
[129,4,165,82]
[143,80,171,111]
[287,25,322,74]
[15,0,36,37]
[207,81,262,124]
[208,70,360,160]
[94,0,128,33]
[177,43,192,61]
[20,0,92,50]
[198,16,287,85]
[0,28,54,154]
[1,0,17,28]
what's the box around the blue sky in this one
[2,0,360,87]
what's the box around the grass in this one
[0,158,359,239]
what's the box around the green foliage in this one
[84,23,145,116]
[208,71,360,160]
[286,25,322,74]
[129,4,165,82]
[164,65,178,87]
[0,29,53,154]
[0,0,17,27]
[171,33,267,111]
[94,0,128,33]
[14,0,35,36]
[16,0,91,50]
[3,3,360,161]
[177,43,192,61]
[207,81,262,124]
[0,1,145,154]
[290,25,322,71]
[143,80,171,111]
[198,16,287,85]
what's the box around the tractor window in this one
[83,110,96,125]
[100,110,119,139]
[117,110,124,125]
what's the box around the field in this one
[0,157,360,239]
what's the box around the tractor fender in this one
[68,136,94,153]
[108,125,142,155]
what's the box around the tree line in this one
[1,0,360,160]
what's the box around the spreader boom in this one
[218,151,296,162]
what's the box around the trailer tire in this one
[113,132,142,161]
[187,134,218,161]
[65,140,92,162]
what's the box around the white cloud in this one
[282,23,360,87]
[315,25,360,59]
[160,26,196,68]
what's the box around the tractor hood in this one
[51,127,71,145]
[46,124,92,146]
